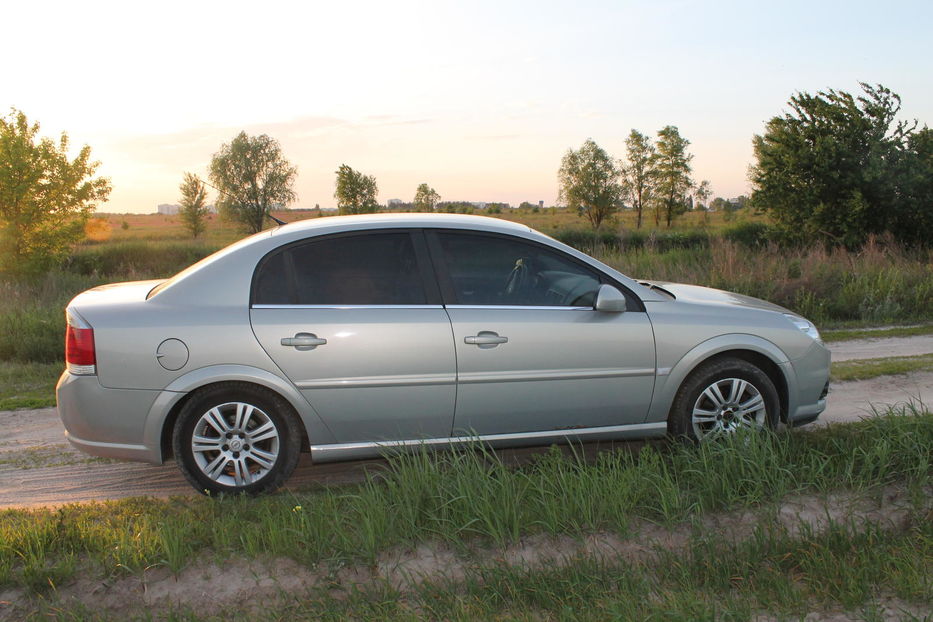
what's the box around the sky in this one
[4,0,933,213]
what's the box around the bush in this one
[553,229,710,254]
[65,241,219,278]
[722,222,774,248]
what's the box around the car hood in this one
[645,281,792,314]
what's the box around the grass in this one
[0,361,61,410]
[823,323,933,343]
[19,519,931,620]
[602,236,933,328]
[0,409,929,599]
[832,353,933,382]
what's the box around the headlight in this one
[784,313,821,342]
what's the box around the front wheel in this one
[669,357,779,443]
[173,383,301,495]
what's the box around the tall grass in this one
[1,410,929,593]
[65,240,219,278]
[602,236,933,326]
[0,241,219,363]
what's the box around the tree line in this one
[2,81,931,273]
[558,126,712,233]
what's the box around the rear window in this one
[253,232,427,305]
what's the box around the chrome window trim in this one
[252,304,446,310]
[445,304,594,311]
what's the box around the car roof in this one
[269,212,533,237]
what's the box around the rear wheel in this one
[669,357,779,443]
[173,383,301,495]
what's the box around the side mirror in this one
[594,284,627,313]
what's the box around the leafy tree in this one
[694,180,712,225]
[558,138,623,232]
[0,109,111,273]
[654,126,695,228]
[335,164,378,214]
[209,132,297,234]
[694,180,712,211]
[413,183,441,212]
[178,172,209,238]
[896,127,933,244]
[750,83,931,247]
[620,130,657,229]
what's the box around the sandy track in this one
[1,335,930,509]
[828,334,933,362]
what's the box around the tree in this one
[334,164,378,214]
[620,130,657,229]
[749,83,932,247]
[558,138,623,232]
[694,180,712,225]
[0,109,111,273]
[694,180,712,210]
[179,173,209,238]
[209,132,296,234]
[413,183,440,212]
[654,126,695,228]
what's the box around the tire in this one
[172,382,302,495]
[668,357,779,443]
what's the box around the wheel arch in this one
[647,335,796,425]
[143,364,335,463]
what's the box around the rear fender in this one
[142,364,336,462]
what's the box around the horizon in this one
[5,0,933,214]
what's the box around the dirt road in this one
[1,335,929,509]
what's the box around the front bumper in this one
[55,371,163,463]
[786,340,831,426]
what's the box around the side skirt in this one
[308,422,668,463]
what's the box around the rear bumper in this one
[55,371,162,464]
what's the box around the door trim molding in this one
[309,421,667,462]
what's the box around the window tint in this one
[437,233,601,306]
[255,233,427,305]
[253,251,291,304]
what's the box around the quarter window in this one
[254,233,427,305]
[436,233,601,306]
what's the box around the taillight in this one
[65,311,96,375]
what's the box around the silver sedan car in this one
[57,214,830,494]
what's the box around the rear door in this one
[428,230,656,436]
[250,230,456,443]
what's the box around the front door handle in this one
[281,332,327,351]
[464,331,508,349]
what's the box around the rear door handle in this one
[464,331,508,348]
[281,332,327,350]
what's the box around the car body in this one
[56,213,830,494]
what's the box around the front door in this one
[430,231,656,436]
[250,231,456,443]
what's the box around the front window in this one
[436,232,601,306]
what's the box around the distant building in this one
[387,199,404,207]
